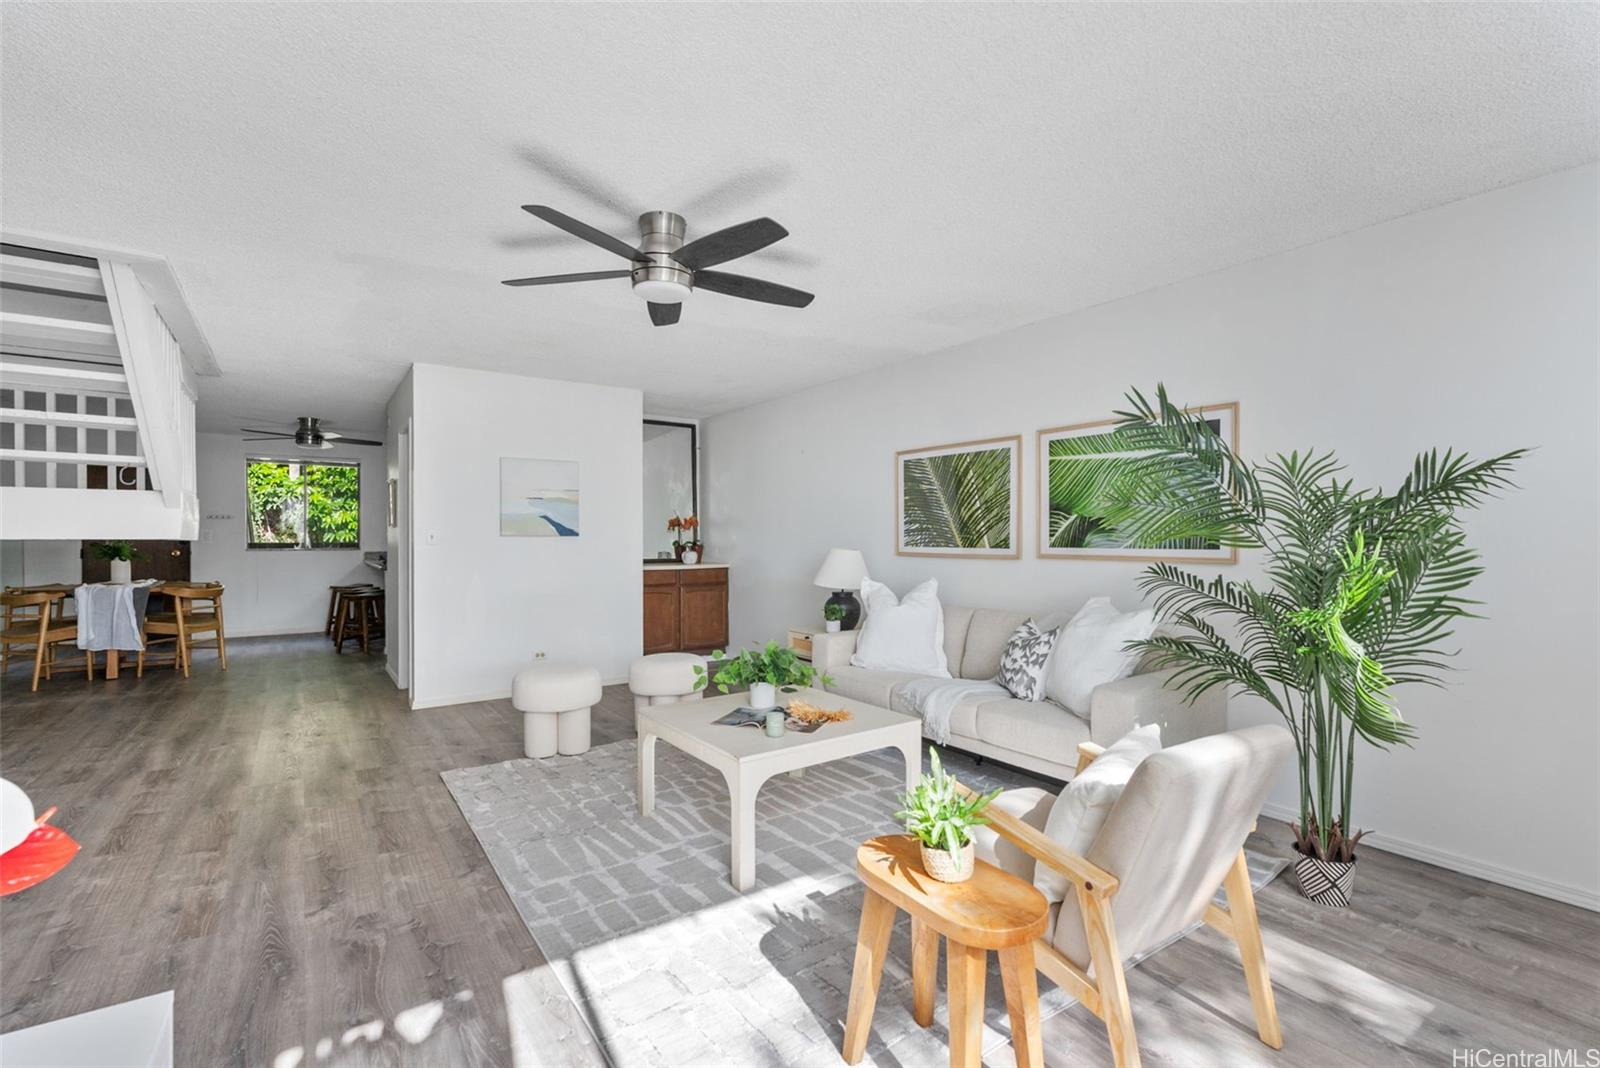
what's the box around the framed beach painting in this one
[1038,402,1239,563]
[500,458,580,537]
[896,435,1022,558]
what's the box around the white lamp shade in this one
[813,548,868,590]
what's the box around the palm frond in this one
[902,448,1013,549]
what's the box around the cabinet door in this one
[643,582,680,653]
[679,571,728,651]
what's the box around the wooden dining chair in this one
[138,583,228,678]
[1,590,92,691]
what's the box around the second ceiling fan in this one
[502,206,814,326]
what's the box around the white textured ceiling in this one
[3,2,1594,433]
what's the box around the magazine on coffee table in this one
[712,707,825,734]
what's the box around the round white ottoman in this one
[512,662,602,758]
[629,652,707,714]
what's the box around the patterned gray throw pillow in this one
[997,620,1058,702]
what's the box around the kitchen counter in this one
[642,562,728,571]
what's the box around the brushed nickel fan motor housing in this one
[631,212,693,300]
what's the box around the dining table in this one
[11,581,183,680]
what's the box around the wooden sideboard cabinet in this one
[643,565,729,653]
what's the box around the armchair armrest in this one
[956,782,1119,898]
[809,629,860,677]
[1074,741,1105,776]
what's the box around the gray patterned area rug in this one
[443,740,1285,1067]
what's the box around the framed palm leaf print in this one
[1038,402,1239,563]
[896,435,1022,558]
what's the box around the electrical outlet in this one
[533,651,547,660]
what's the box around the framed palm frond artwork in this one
[1038,402,1239,563]
[896,435,1022,558]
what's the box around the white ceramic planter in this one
[109,559,132,585]
[920,840,975,883]
[749,682,777,709]
[825,620,841,633]
[683,548,701,564]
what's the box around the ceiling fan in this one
[240,417,381,450]
[502,206,815,326]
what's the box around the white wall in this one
[190,432,387,636]
[384,367,414,688]
[407,364,642,708]
[0,540,82,587]
[702,164,1600,908]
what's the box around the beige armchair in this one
[963,724,1293,1068]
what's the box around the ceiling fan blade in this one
[239,429,293,436]
[502,269,631,287]
[647,302,682,327]
[521,205,647,261]
[693,270,814,308]
[333,437,383,446]
[242,436,289,442]
[673,217,788,270]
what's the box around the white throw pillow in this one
[996,620,1057,701]
[1044,597,1157,716]
[850,578,950,677]
[1033,723,1162,904]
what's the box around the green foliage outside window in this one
[247,460,360,548]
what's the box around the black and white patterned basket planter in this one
[1294,852,1357,907]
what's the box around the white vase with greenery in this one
[695,641,834,714]
[1091,385,1523,905]
[93,541,140,584]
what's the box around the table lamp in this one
[812,549,867,630]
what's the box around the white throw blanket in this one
[891,675,1009,744]
[75,580,156,652]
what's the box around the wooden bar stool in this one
[334,589,384,655]
[842,834,1050,1068]
[326,584,380,640]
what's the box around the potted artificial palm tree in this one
[1091,386,1522,906]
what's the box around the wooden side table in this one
[842,834,1050,1068]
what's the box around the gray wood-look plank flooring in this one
[2,636,1595,1067]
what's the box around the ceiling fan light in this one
[632,278,692,303]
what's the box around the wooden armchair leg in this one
[1222,850,1282,1049]
[1079,886,1141,1068]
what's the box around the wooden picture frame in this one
[1037,402,1239,563]
[896,435,1022,559]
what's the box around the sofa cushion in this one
[941,604,974,677]
[851,578,950,676]
[1044,597,1156,714]
[960,609,1030,679]
[997,620,1058,701]
[1033,723,1161,904]
[974,695,1090,766]
[825,665,929,708]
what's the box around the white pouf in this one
[629,652,707,713]
[512,662,602,758]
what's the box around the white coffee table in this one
[636,686,922,892]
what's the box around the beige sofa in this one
[809,604,1225,782]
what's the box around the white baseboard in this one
[1259,801,1599,912]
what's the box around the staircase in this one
[0,244,200,539]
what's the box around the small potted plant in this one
[92,540,140,584]
[682,515,701,564]
[695,640,833,710]
[822,602,847,633]
[896,747,1001,883]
